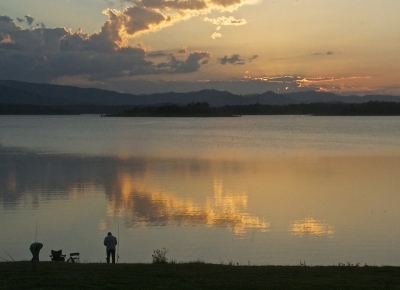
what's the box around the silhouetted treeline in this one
[0,104,133,115]
[0,104,73,115]
[110,101,400,117]
[2,101,400,116]
[107,102,234,117]
[224,101,400,116]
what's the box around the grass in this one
[1,261,400,289]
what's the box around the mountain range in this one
[1,80,400,107]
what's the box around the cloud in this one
[209,0,243,8]
[24,15,34,26]
[175,46,188,54]
[0,25,67,52]
[120,6,168,36]
[111,0,255,45]
[0,33,12,44]
[211,32,222,39]
[4,0,256,61]
[37,22,46,29]
[248,54,258,61]
[313,51,334,56]
[138,0,207,10]
[204,16,247,39]
[59,6,184,52]
[158,51,211,73]
[218,54,245,65]
[296,76,373,93]
[0,0,257,85]
[297,76,371,85]
[0,16,22,31]
[94,76,312,95]
[204,16,247,26]
[0,15,213,84]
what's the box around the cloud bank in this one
[0,0,255,84]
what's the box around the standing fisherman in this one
[30,242,43,261]
[104,232,117,263]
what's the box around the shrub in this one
[152,248,169,264]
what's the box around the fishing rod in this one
[117,221,120,263]
[35,220,38,243]
[0,256,10,262]
[4,250,15,262]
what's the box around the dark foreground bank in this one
[1,262,400,290]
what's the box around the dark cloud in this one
[314,51,334,56]
[0,22,67,53]
[218,54,245,65]
[114,0,252,41]
[36,22,46,29]
[123,6,166,36]
[157,51,211,73]
[248,55,258,61]
[0,15,21,31]
[59,7,169,53]
[16,17,24,23]
[175,46,188,54]
[25,15,34,26]
[148,51,168,57]
[0,15,212,84]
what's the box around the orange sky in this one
[1,0,399,95]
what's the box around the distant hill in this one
[1,80,400,108]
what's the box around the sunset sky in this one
[1,0,399,95]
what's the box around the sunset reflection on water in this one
[2,115,400,264]
[105,171,270,236]
[291,217,334,238]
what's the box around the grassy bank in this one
[2,262,400,289]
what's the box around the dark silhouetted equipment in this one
[50,250,66,262]
[67,252,80,263]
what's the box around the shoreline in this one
[2,261,400,289]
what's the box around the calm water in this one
[1,115,400,265]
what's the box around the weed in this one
[152,248,169,264]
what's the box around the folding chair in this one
[67,252,80,263]
[50,250,66,262]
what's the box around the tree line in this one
[2,101,400,116]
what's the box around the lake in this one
[1,115,400,265]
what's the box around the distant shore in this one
[2,101,400,116]
[2,261,400,289]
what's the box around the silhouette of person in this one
[30,242,43,262]
[104,232,117,263]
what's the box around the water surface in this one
[1,115,400,265]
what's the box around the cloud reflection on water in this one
[291,217,334,238]
[0,147,270,235]
[105,171,270,235]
